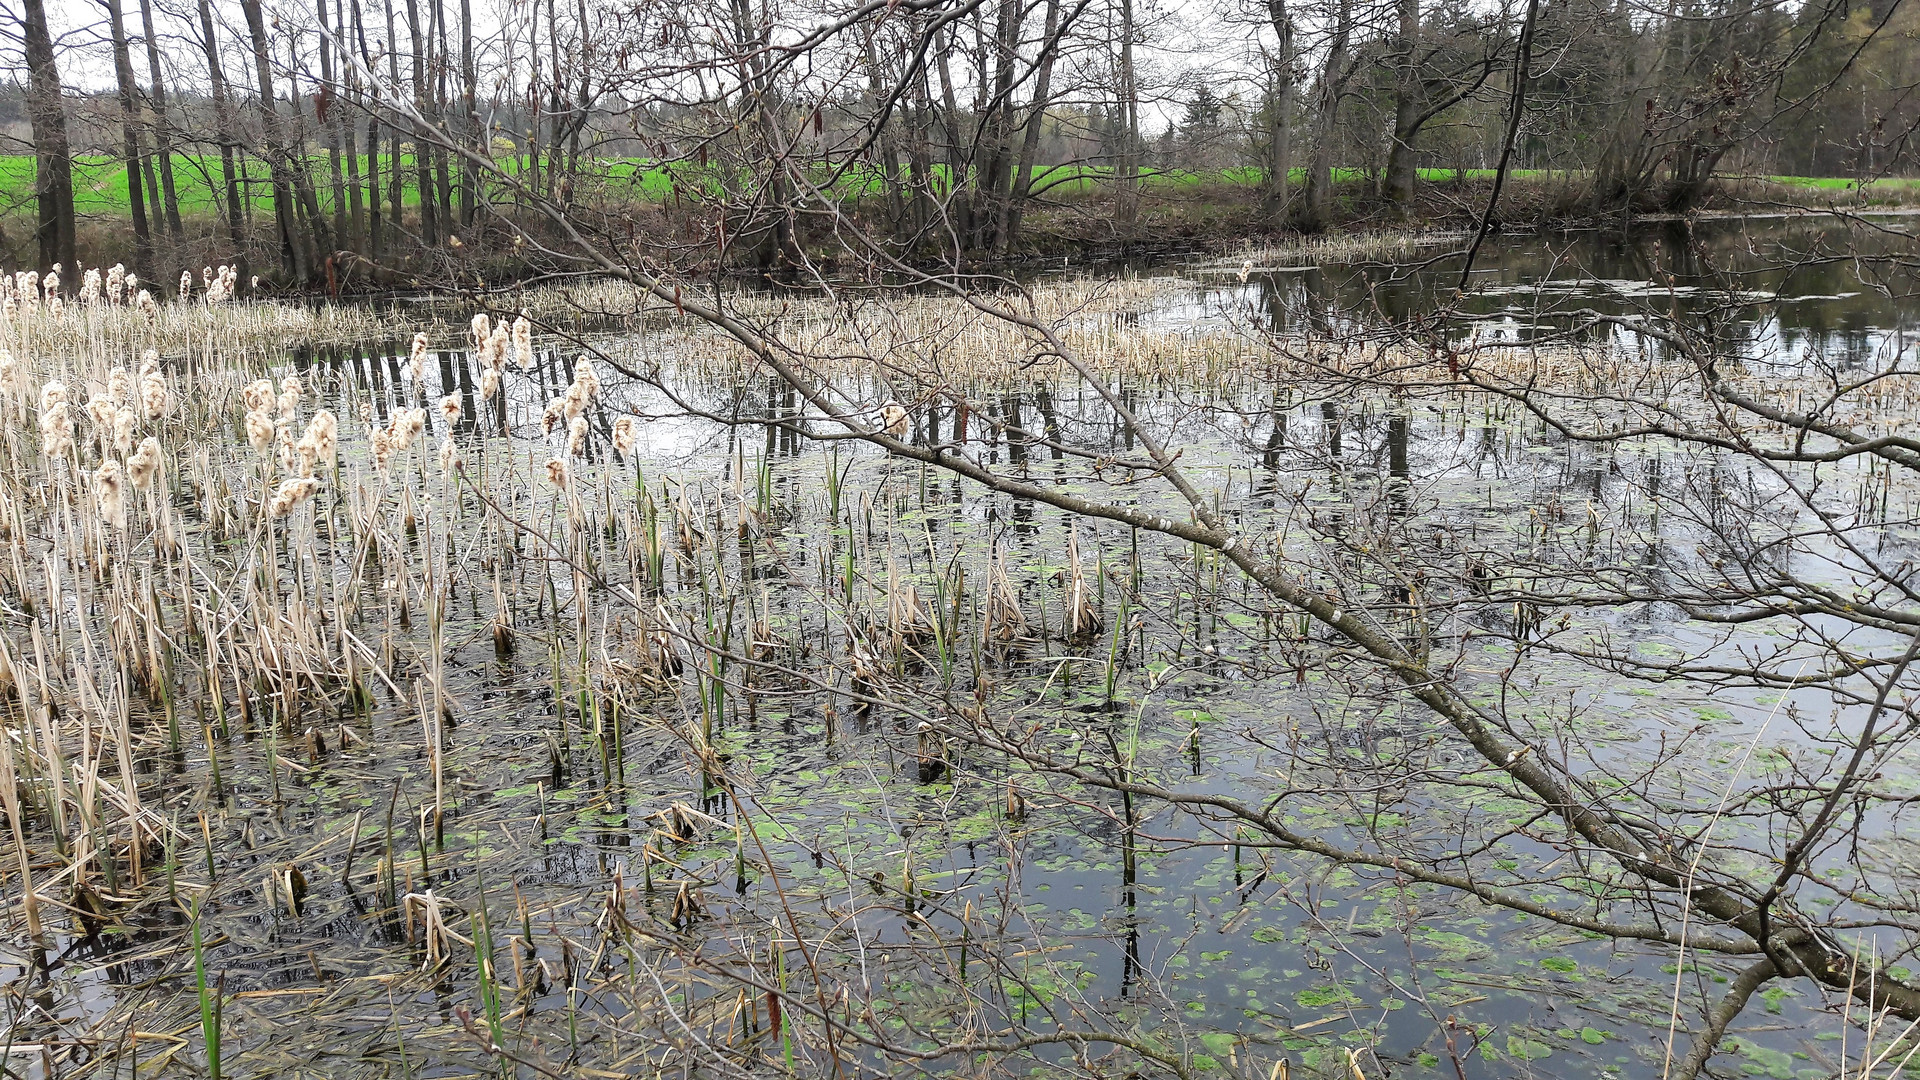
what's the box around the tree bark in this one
[105,0,156,280]
[196,0,248,271]
[241,0,309,279]
[404,0,439,247]
[21,0,77,271]
[1263,0,1294,218]
[138,0,185,242]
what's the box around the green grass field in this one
[3,154,1913,223]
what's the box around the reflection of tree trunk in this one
[22,0,76,271]
[107,0,156,281]
[138,0,185,241]
[197,0,247,271]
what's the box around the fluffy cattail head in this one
[245,410,275,451]
[95,460,126,531]
[179,270,193,299]
[567,415,589,457]
[438,393,462,425]
[409,332,429,384]
[243,379,276,413]
[269,477,320,517]
[512,315,533,370]
[306,410,338,463]
[480,368,499,400]
[545,458,569,488]
[112,407,136,455]
[127,437,161,489]
[438,436,462,474]
[612,416,637,455]
[470,313,491,349]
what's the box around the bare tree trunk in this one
[383,0,406,242]
[196,0,247,270]
[405,0,439,247]
[241,0,309,279]
[432,0,453,231]
[20,0,76,272]
[459,0,476,226]
[1302,0,1351,231]
[318,0,349,250]
[1380,0,1421,209]
[105,0,156,281]
[350,0,383,258]
[138,0,184,242]
[1115,0,1139,228]
[1000,0,1065,253]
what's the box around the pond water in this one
[2,216,1917,1080]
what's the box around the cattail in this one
[438,392,462,425]
[542,398,565,435]
[545,458,569,488]
[279,376,302,421]
[567,415,589,457]
[106,264,125,304]
[127,437,161,489]
[512,315,533,370]
[881,401,909,437]
[470,313,491,350]
[269,477,320,517]
[47,296,63,319]
[438,435,462,474]
[95,460,126,531]
[0,349,15,398]
[487,325,509,371]
[80,268,100,305]
[574,357,600,398]
[612,416,637,456]
[87,393,118,434]
[136,289,155,318]
[244,378,276,413]
[140,369,170,419]
[112,407,136,455]
[246,410,275,451]
[562,382,588,422]
[306,410,337,463]
[409,331,429,385]
[179,270,193,300]
[107,366,130,404]
[479,368,499,400]
[40,401,72,462]
[42,267,59,300]
[390,408,425,451]
[371,428,396,475]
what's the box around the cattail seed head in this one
[438,435,462,474]
[95,460,126,531]
[612,416,637,455]
[567,415,589,457]
[546,458,569,488]
[269,477,320,517]
[512,315,533,370]
[112,407,136,456]
[246,410,275,451]
[409,332,429,385]
[480,368,499,400]
[128,437,160,489]
[438,393,462,425]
